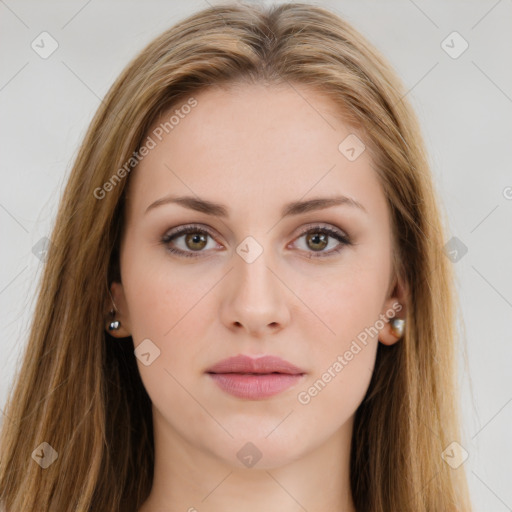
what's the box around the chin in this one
[206,426,313,470]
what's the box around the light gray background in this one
[1,1,511,510]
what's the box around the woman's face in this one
[112,82,405,469]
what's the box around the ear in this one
[378,273,408,346]
[105,281,132,338]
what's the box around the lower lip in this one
[207,373,304,399]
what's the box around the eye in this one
[161,223,352,259]
[161,224,220,258]
[291,224,352,258]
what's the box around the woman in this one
[0,2,472,511]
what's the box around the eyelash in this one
[161,223,352,259]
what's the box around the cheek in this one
[121,259,216,415]
[294,262,388,348]
[121,249,225,394]
[293,270,383,409]
[122,246,212,340]
[290,260,387,411]
[295,344,376,433]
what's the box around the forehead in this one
[125,82,386,221]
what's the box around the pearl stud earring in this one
[390,318,405,338]
[107,308,121,331]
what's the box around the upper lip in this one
[206,354,305,375]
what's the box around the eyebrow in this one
[145,194,367,217]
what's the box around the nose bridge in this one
[222,234,290,334]
[234,237,278,304]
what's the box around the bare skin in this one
[108,82,407,512]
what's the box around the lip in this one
[206,354,306,400]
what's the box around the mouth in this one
[205,354,306,400]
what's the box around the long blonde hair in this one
[0,3,472,510]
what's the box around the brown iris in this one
[185,233,208,251]
[306,232,328,251]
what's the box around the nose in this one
[219,243,291,337]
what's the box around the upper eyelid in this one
[163,222,347,236]
[163,222,349,246]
